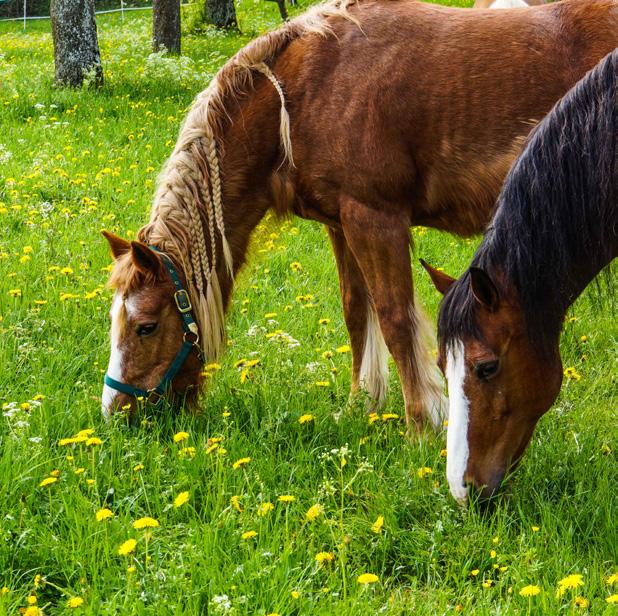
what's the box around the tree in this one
[50,0,103,87]
[153,0,181,54]
[204,0,237,30]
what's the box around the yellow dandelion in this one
[558,574,584,590]
[241,530,257,540]
[371,515,384,534]
[573,596,589,608]
[118,539,137,556]
[482,580,494,588]
[315,381,330,387]
[306,503,323,521]
[24,608,39,616]
[133,463,144,472]
[173,431,189,443]
[232,457,251,470]
[95,508,113,522]
[298,414,315,424]
[315,551,335,564]
[357,573,379,585]
[381,413,399,422]
[471,570,480,577]
[278,494,295,503]
[174,491,190,508]
[519,585,541,597]
[27,595,37,605]
[133,517,159,530]
[257,502,274,517]
[606,595,618,604]
[319,318,330,325]
[290,262,302,271]
[230,495,243,512]
[531,526,540,532]
[291,590,300,599]
[67,597,84,608]
[85,437,102,447]
[607,573,618,585]
[39,477,57,488]
[417,466,433,478]
[75,428,95,438]
[336,345,351,353]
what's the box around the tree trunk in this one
[153,0,181,54]
[50,0,103,87]
[204,0,238,30]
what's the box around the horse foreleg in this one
[339,197,446,432]
[328,227,389,408]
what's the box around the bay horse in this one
[423,49,616,503]
[101,0,618,431]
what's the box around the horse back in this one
[274,0,618,235]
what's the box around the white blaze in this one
[445,340,470,504]
[102,293,123,418]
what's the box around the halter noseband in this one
[103,246,204,409]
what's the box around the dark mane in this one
[439,49,617,354]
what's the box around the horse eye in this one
[474,360,499,381]
[136,323,158,337]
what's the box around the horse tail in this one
[360,300,389,408]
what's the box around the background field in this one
[0,2,616,614]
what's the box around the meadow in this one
[0,2,616,614]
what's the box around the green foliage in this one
[0,3,615,614]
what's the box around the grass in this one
[0,2,616,614]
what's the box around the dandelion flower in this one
[95,508,113,522]
[607,573,618,585]
[179,446,196,458]
[315,552,335,564]
[174,491,189,508]
[241,530,257,540]
[482,580,494,588]
[24,608,39,616]
[371,515,384,534]
[133,517,159,530]
[573,596,589,608]
[133,464,144,472]
[531,526,540,532]
[336,345,351,353]
[606,595,618,604]
[232,457,251,470]
[471,570,480,577]
[291,590,300,599]
[230,495,243,512]
[299,414,315,425]
[67,597,84,608]
[118,539,137,556]
[557,573,584,593]
[278,495,295,503]
[381,413,399,422]
[85,437,102,447]
[39,477,57,487]
[306,504,323,521]
[257,502,274,517]
[173,431,189,443]
[27,595,37,605]
[416,466,433,478]
[519,585,541,597]
[357,573,379,585]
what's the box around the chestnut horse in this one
[101,0,618,432]
[424,49,616,503]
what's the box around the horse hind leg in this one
[339,197,446,431]
[328,227,389,409]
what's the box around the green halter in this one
[103,246,203,408]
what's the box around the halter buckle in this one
[146,389,165,407]
[174,289,192,313]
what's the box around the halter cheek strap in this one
[103,246,204,409]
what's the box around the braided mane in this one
[135,0,358,361]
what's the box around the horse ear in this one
[102,231,131,260]
[420,259,456,295]
[469,267,500,311]
[130,241,164,277]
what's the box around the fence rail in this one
[0,3,194,24]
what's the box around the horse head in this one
[101,231,203,416]
[422,260,563,504]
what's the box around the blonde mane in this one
[136,0,358,362]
